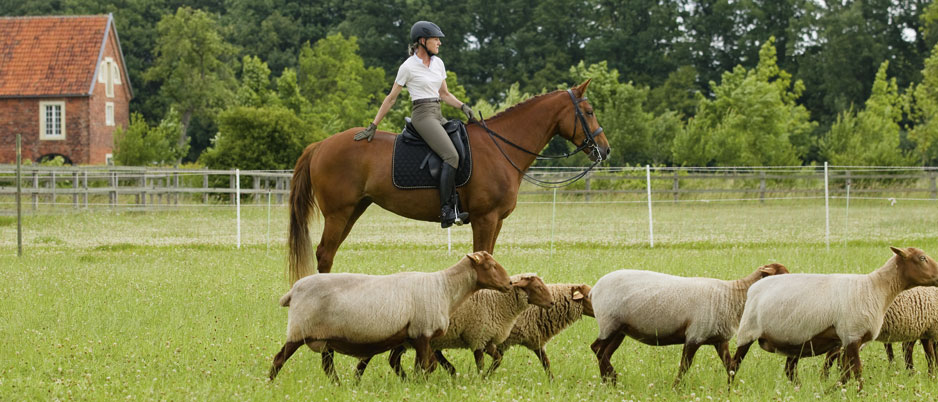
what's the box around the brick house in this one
[0,14,133,165]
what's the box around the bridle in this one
[474,89,606,188]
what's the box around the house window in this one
[39,101,66,140]
[106,60,114,98]
[106,102,115,126]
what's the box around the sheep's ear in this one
[891,246,908,259]
[466,252,484,264]
[573,290,585,300]
[512,277,530,288]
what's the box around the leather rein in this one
[473,89,605,188]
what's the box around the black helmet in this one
[410,21,444,43]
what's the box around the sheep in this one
[731,247,938,390]
[590,263,790,386]
[268,251,512,383]
[353,273,554,378]
[487,283,595,379]
[822,287,938,375]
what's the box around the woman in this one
[354,21,473,229]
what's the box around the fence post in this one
[203,173,209,204]
[824,162,830,250]
[930,171,937,199]
[236,169,241,249]
[173,172,179,205]
[110,171,117,207]
[253,173,261,203]
[140,172,147,206]
[82,170,88,208]
[50,170,56,206]
[72,171,79,208]
[16,134,22,257]
[672,170,679,202]
[646,165,654,248]
[230,173,236,204]
[32,170,38,210]
[759,171,766,203]
[584,173,591,202]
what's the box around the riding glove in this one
[353,123,377,142]
[461,104,475,122]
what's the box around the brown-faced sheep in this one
[731,247,938,390]
[591,263,789,386]
[268,251,511,383]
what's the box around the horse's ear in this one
[573,79,592,98]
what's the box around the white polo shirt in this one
[394,55,446,101]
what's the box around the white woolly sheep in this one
[590,263,789,386]
[354,273,554,378]
[268,251,512,383]
[489,283,595,378]
[731,247,938,389]
[823,286,938,375]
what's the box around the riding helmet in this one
[410,21,445,43]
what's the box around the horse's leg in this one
[470,214,500,253]
[315,201,370,273]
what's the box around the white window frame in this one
[39,101,66,141]
[104,57,114,98]
[105,102,115,126]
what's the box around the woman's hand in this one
[461,104,475,122]
[354,123,377,142]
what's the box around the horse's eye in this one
[921,256,927,262]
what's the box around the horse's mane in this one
[484,89,564,121]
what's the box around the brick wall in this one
[0,97,91,164]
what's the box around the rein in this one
[473,89,605,188]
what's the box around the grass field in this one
[2,197,938,400]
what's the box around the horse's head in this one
[557,79,611,162]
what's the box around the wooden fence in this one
[1,165,937,210]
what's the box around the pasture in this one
[2,197,938,400]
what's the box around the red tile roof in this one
[0,15,110,97]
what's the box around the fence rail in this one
[1,165,938,210]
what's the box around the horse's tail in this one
[288,141,321,285]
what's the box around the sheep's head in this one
[512,274,553,309]
[757,263,790,278]
[466,251,512,293]
[573,284,594,317]
[892,247,938,288]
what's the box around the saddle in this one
[391,118,472,190]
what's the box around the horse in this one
[287,79,610,282]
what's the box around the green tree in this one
[143,6,236,163]
[297,34,385,134]
[672,38,813,166]
[910,44,938,166]
[822,61,914,166]
[200,106,317,170]
[113,111,185,166]
[236,55,276,108]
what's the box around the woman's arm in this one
[372,83,404,126]
[438,80,464,108]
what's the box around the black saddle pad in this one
[392,119,472,190]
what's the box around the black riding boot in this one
[439,164,469,228]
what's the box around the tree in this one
[113,111,185,166]
[672,38,813,166]
[909,44,938,166]
[199,106,317,170]
[235,55,276,108]
[822,61,914,166]
[144,6,236,164]
[297,34,385,134]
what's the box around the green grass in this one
[2,198,938,400]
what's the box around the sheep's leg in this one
[354,357,372,380]
[784,357,799,383]
[903,341,916,371]
[885,343,895,362]
[389,346,407,380]
[840,341,863,390]
[591,332,626,385]
[674,342,702,386]
[821,349,840,379]
[434,350,457,376]
[412,336,434,376]
[269,340,304,380]
[728,341,753,384]
[321,348,340,384]
[489,345,508,373]
[714,341,732,382]
[472,349,486,373]
[483,343,503,377]
[534,347,553,380]
[923,339,936,375]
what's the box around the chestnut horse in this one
[288,80,610,282]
